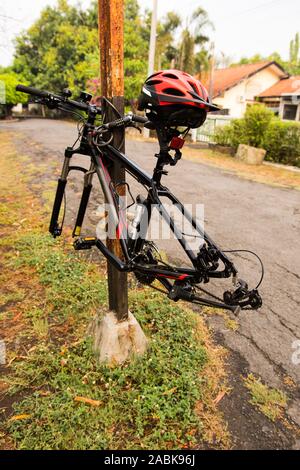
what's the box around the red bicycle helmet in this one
[138,69,219,128]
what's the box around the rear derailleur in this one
[223,279,262,310]
[168,278,262,314]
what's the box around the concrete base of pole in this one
[89,311,148,365]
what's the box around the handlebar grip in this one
[105,117,130,129]
[131,114,148,124]
[16,84,51,98]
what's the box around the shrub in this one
[0,72,28,118]
[214,104,300,167]
[217,119,250,148]
[242,104,274,147]
[262,120,300,167]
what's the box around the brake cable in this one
[222,249,264,290]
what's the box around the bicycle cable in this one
[222,249,264,290]
[181,228,264,290]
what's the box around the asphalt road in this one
[2,118,300,427]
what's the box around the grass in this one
[244,374,287,422]
[0,131,229,450]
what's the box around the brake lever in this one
[32,96,58,109]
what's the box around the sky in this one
[0,0,299,67]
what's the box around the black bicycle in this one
[16,84,263,315]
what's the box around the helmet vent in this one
[162,73,178,79]
[163,87,185,96]
[148,72,161,79]
[146,79,163,86]
[188,81,199,95]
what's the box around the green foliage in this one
[244,374,287,422]
[214,104,300,167]
[234,33,300,75]
[11,0,215,102]
[178,7,213,74]
[262,120,300,167]
[0,72,28,117]
[12,232,107,319]
[0,73,28,105]
[155,12,181,69]
[4,232,210,450]
[124,0,148,101]
[13,0,99,96]
[242,104,274,147]
[7,294,208,449]
[290,33,299,67]
[214,104,274,148]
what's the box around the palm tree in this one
[155,12,181,69]
[178,7,213,75]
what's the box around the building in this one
[257,75,300,121]
[200,61,288,118]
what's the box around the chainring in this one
[133,242,159,285]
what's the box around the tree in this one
[0,72,28,118]
[290,33,299,65]
[232,34,300,75]
[289,33,300,74]
[12,0,213,104]
[177,7,213,75]
[13,0,150,103]
[13,0,99,96]
[124,0,149,102]
[155,12,181,69]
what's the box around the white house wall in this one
[213,67,281,118]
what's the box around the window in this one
[283,104,297,121]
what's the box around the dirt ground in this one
[0,118,300,449]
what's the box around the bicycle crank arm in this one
[95,239,130,272]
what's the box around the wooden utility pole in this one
[98,0,128,321]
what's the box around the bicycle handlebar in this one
[16,84,150,127]
[16,84,101,114]
[16,84,52,99]
[102,114,149,130]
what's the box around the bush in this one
[263,120,300,167]
[214,104,300,167]
[0,72,28,118]
[214,120,246,148]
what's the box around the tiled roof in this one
[199,61,287,98]
[258,76,300,97]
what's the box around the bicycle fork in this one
[49,147,96,238]
[49,149,71,237]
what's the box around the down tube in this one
[162,190,234,266]
[154,192,198,265]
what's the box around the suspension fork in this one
[49,148,72,237]
[72,161,96,237]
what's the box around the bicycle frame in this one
[15,83,262,313]
[50,135,242,313]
